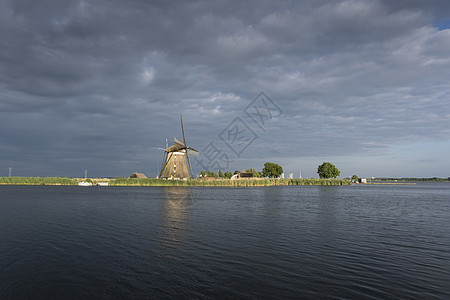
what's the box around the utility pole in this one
[9,167,12,177]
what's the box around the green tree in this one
[262,162,283,178]
[206,171,218,177]
[317,162,341,178]
[246,168,262,178]
[234,170,240,175]
[200,170,206,177]
[351,174,358,181]
[224,171,233,179]
[218,170,224,178]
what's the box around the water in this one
[1,184,449,299]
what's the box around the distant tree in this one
[224,172,233,179]
[234,170,240,175]
[206,171,218,177]
[218,170,224,178]
[200,170,206,177]
[351,174,358,181]
[262,162,283,178]
[317,162,341,178]
[246,168,262,178]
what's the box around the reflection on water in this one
[163,186,197,208]
[1,184,450,299]
[158,187,196,256]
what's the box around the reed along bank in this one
[0,177,350,186]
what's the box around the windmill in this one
[158,115,198,179]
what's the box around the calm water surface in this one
[1,184,449,299]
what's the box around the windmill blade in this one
[187,150,199,156]
[151,146,166,151]
[187,146,199,153]
[174,137,185,146]
[166,143,185,153]
[180,115,194,178]
[158,151,169,178]
[187,146,199,156]
[160,152,174,178]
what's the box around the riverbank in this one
[0,177,78,185]
[0,177,350,186]
[111,178,350,186]
[360,182,416,185]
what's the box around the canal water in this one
[1,184,449,299]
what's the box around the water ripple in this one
[1,184,450,299]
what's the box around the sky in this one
[1,0,450,178]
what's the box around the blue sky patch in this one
[435,19,450,30]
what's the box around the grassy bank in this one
[0,177,350,187]
[372,177,449,182]
[0,177,78,185]
[0,177,350,186]
[110,178,351,186]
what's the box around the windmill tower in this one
[158,115,198,179]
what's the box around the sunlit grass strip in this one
[286,178,351,185]
[109,178,351,186]
[0,177,351,186]
[0,177,78,185]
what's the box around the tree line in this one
[200,162,283,178]
[200,161,343,179]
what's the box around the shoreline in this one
[353,182,417,185]
[0,177,351,187]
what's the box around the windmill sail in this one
[181,115,194,178]
[174,137,185,146]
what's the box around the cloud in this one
[1,0,449,177]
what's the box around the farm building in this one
[129,173,147,179]
[231,171,254,180]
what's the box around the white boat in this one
[78,182,93,186]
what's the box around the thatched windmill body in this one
[158,116,198,179]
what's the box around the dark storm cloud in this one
[1,0,449,177]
